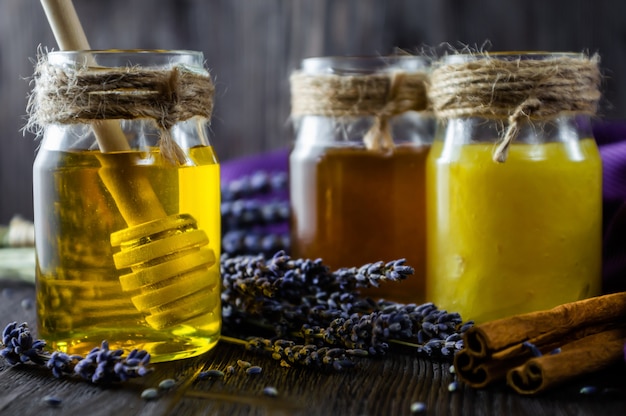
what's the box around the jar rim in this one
[440,51,585,64]
[47,49,205,68]
[47,49,203,56]
[301,55,430,75]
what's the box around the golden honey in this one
[290,144,430,303]
[34,146,221,362]
[426,138,602,323]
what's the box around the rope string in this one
[28,58,215,164]
[428,54,601,162]
[290,69,429,151]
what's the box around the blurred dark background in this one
[1,0,625,223]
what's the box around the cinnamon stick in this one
[507,327,626,395]
[454,292,626,393]
[454,348,528,389]
[464,292,626,358]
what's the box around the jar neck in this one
[436,115,594,146]
[294,113,434,148]
[41,118,211,154]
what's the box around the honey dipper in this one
[40,0,217,330]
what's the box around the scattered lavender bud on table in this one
[198,369,225,380]
[580,386,598,395]
[522,341,543,357]
[42,395,62,406]
[158,379,176,390]
[246,365,263,375]
[141,388,159,400]
[263,386,278,397]
[20,298,33,310]
[410,401,426,413]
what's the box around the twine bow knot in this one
[494,97,542,162]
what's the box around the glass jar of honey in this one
[426,52,603,323]
[30,50,221,362]
[289,56,433,303]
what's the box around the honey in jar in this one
[289,56,433,303]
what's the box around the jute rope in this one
[290,70,429,151]
[429,54,601,162]
[27,58,215,164]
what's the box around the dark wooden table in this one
[2,278,626,416]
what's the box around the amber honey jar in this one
[289,56,434,303]
[30,50,221,362]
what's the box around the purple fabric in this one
[221,148,289,183]
[594,121,626,293]
[221,121,626,292]
[221,147,290,236]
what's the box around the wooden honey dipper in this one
[40,0,217,330]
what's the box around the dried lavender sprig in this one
[221,260,381,336]
[1,321,46,365]
[221,335,357,372]
[221,251,413,300]
[227,300,471,358]
[0,322,153,384]
[221,252,473,361]
[47,351,83,378]
[221,200,290,232]
[222,252,467,349]
[74,341,152,383]
[222,170,288,202]
[222,230,290,257]
[223,293,472,360]
[223,305,471,362]
[295,303,471,359]
[334,259,415,290]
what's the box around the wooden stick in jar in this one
[39,0,169,224]
[39,0,130,152]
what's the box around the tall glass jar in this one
[426,53,602,323]
[31,50,221,362]
[289,56,434,303]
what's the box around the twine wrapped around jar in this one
[290,69,430,151]
[428,53,601,162]
[26,56,215,164]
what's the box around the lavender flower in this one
[223,230,290,257]
[221,200,290,232]
[522,341,543,357]
[222,170,288,202]
[0,322,46,365]
[114,348,153,381]
[1,322,152,384]
[243,336,357,372]
[221,252,474,367]
[47,351,82,378]
[74,341,152,383]
[222,251,413,301]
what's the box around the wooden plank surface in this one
[1,0,626,223]
[2,278,626,416]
